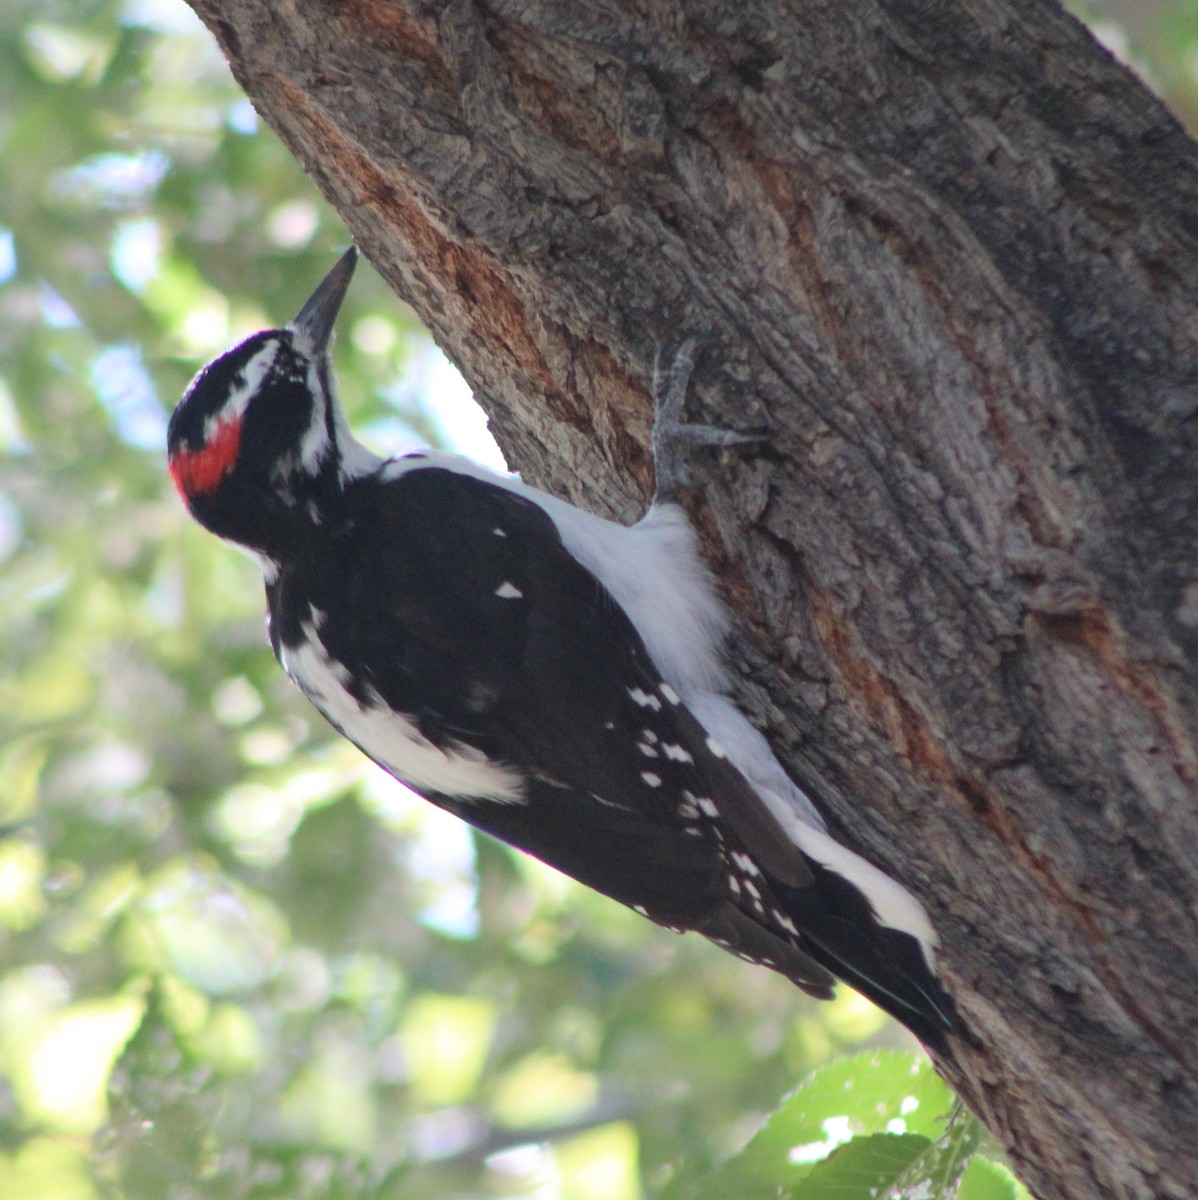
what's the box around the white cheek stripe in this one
[298,360,330,470]
[282,623,526,804]
[200,341,281,442]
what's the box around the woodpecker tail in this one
[776,860,957,1049]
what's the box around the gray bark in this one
[185,1,1198,1197]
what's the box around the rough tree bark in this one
[184,2,1198,1197]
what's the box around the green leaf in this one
[889,1101,982,1199]
[803,1133,932,1200]
[661,1051,953,1200]
[958,1155,1035,1200]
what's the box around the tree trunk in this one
[184,1,1198,1196]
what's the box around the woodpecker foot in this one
[651,339,770,504]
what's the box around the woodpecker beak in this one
[289,246,358,356]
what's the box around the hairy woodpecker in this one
[168,248,955,1045]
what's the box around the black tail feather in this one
[773,861,957,1049]
[799,925,957,1051]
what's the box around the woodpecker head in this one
[167,247,361,555]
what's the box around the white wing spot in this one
[633,904,649,917]
[772,909,799,936]
[744,879,762,902]
[495,581,523,599]
[660,683,681,705]
[726,874,741,895]
[706,736,728,759]
[663,743,694,764]
[731,851,760,876]
[641,729,659,743]
[678,801,699,818]
[638,742,659,758]
[697,796,719,818]
[628,687,663,711]
[492,527,508,537]
[641,771,662,788]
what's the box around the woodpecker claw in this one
[651,338,771,504]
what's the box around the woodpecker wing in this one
[267,464,842,995]
[269,465,958,1041]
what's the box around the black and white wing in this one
[269,465,952,1040]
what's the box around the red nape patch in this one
[169,416,243,501]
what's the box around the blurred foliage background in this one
[0,1,1190,1197]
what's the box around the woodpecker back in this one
[168,248,955,1046]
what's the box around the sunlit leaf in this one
[0,1138,95,1200]
[23,23,115,84]
[0,740,44,825]
[130,859,289,992]
[12,995,144,1133]
[491,1050,599,1129]
[400,993,496,1106]
[801,1132,932,1200]
[889,1101,982,1200]
[661,1051,951,1200]
[958,1155,1036,1200]
[556,1121,642,1200]
[0,836,48,929]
